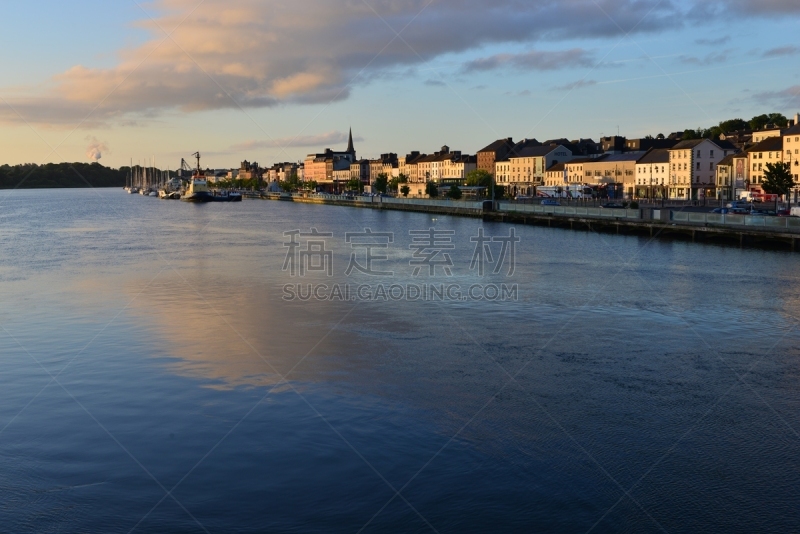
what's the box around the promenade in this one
[262,192,800,251]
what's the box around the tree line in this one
[678,113,789,141]
[0,162,130,189]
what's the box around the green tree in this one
[718,118,748,133]
[400,185,410,197]
[749,113,788,131]
[279,172,302,191]
[389,173,408,192]
[466,169,504,199]
[465,169,492,187]
[446,184,462,199]
[762,162,795,201]
[346,178,363,192]
[374,173,389,194]
[425,181,439,198]
[682,129,701,140]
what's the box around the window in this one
[697,150,701,158]
[696,162,701,170]
[710,150,714,157]
[710,162,713,171]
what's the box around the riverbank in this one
[263,192,800,251]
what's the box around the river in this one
[1,188,798,532]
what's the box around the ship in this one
[180,152,214,203]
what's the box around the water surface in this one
[1,189,799,533]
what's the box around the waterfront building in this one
[495,159,512,193]
[716,154,735,200]
[507,143,574,196]
[303,129,357,192]
[782,114,800,187]
[398,151,427,184]
[668,139,736,200]
[582,153,642,199]
[543,162,566,187]
[368,153,398,183]
[564,158,593,187]
[349,159,370,185]
[635,149,670,199]
[746,137,784,195]
[477,138,516,177]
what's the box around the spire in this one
[346,128,355,154]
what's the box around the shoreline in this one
[263,192,800,252]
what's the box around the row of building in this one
[205,113,800,201]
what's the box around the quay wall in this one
[260,193,800,251]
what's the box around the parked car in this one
[541,199,561,206]
[711,207,733,214]
[600,202,625,208]
[729,208,749,214]
[776,209,791,217]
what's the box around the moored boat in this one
[181,152,214,202]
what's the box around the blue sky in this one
[1,0,799,169]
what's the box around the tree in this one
[389,173,408,192]
[425,181,439,198]
[346,178,363,193]
[465,168,503,199]
[682,129,701,140]
[446,184,462,199]
[400,185,410,197]
[466,169,492,187]
[762,162,795,201]
[718,118,748,133]
[374,173,389,194]
[279,172,301,191]
[749,113,788,131]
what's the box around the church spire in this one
[346,127,355,155]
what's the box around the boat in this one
[212,190,243,202]
[181,152,214,203]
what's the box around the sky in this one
[1,0,799,170]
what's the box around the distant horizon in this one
[1,107,795,173]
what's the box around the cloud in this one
[705,0,800,15]
[554,79,598,91]
[85,137,108,161]
[679,49,733,65]
[695,36,730,45]
[424,79,446,87]
[0,0,796,127]
[762,45,800,57]
[463,49,595,72]
[752,85,800,107]
[230,131,363,152]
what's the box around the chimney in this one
[795,113,800,127]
